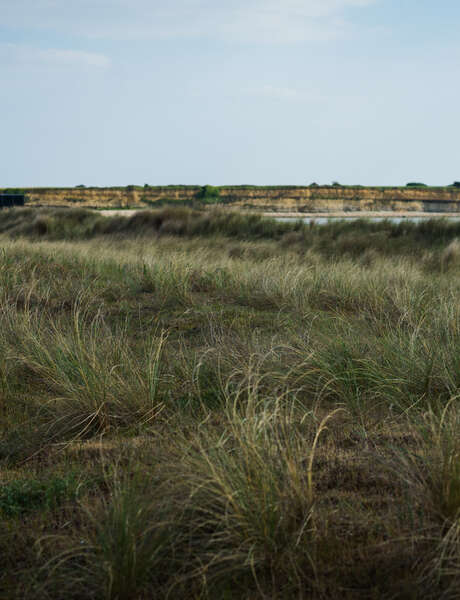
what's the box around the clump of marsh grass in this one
[386,400,460,557]
[441,238,460,271]
[417,402,460,523]
[32,469,178,600]
[163,380,341,596]
[427,520,460,599]
[2,302,167,441]
[392,402,460,598]
[79,475,176,600]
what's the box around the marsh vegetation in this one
[0,207,459,598]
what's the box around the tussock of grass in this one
[0,304,166,443]
[392,402,460,523]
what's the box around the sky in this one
[1,0,459,187]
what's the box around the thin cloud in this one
[0,0,377,43]
[40,49,111,68]
[0,43,111,68]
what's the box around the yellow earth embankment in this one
[6,186,460,213]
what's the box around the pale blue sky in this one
[1,0,459,186]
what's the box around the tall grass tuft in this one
[32,469,178,600]
[79,475,176,600]
[164,383,340,596]
[2,302,166,440]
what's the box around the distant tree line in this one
[71,182,460,191]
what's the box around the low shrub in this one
[0,474,81,517]
[196,185,221,204]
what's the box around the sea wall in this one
[4,186,460,213]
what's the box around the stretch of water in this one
[274,216,460,225]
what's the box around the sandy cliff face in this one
[6,186,460,212]
[220,187,460,212]
[19,187,199,208]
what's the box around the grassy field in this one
[0,207,459,599]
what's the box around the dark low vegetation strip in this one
[2,207,460,257]
[0,207,300,240]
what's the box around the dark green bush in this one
[2,189,26,195]
[0,475,81,517]
[196,185,221,204]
